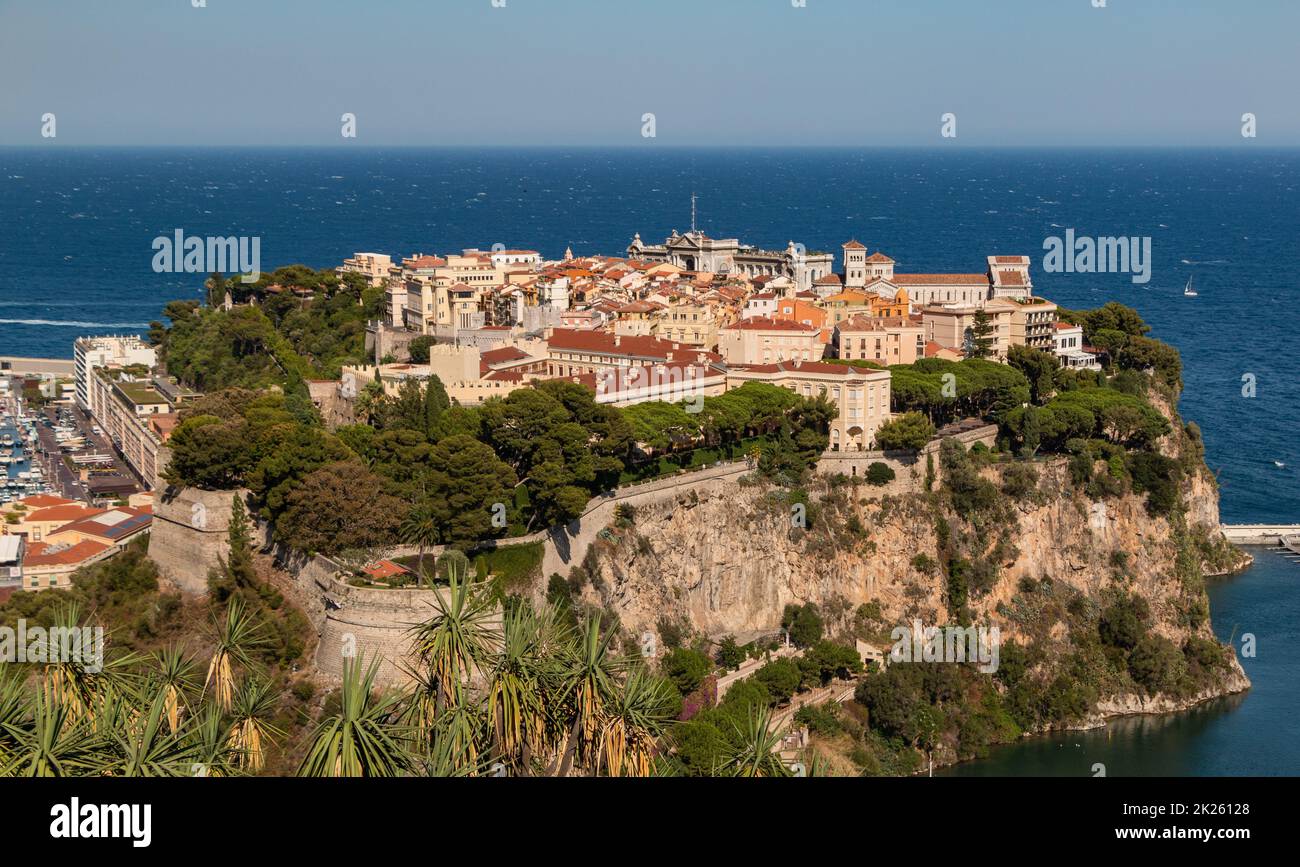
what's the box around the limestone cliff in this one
[575,449,1250,722]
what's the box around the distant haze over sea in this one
[1,147,1295,522]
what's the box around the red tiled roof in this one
[865,252,895,263]
[24,505,104,524]
[721,316,818,332]
[479,346,535,376]
[842,240,866,250]
[23,539,111,568]
[50,507,152,542]
[548,328,719,362]
[15,495,76,509]
[925,341,961,358]
[997,270,1025,286]
[838,314,921,332]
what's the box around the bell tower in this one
[843,240,867,288]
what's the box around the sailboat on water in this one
[1184,276,1199,297]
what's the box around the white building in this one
[1052,322,1101,370]
[74,336,156,416]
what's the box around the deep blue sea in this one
[0,148,1296,773]
[1,147,1293,522]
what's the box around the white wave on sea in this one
[0,318,151,328]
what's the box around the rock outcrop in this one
[575,453,1250,717]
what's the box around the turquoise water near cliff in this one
[941,546,1299,776]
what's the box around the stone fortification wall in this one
[148,487,239,595]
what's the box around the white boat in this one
[1184,276,1198,297]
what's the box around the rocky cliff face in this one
[576,451,1250,717]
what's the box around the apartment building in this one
[1008,296,1059,351]
[654,303,721,348]
[87,370,178,490]
[921,299,1018,360]
[73,335,156,416]
[835,315,924,366]
[337,252,394,287]
[545,329,717,377]
[718,317,822,366]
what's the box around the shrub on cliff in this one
[1128,635,1190,696]
[866,462,895,486]
[1099,594,1150,652]
[999,462,1040,501]
[1126,451,1183,517]
[939,439,999,519]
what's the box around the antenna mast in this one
[691,192,697,234]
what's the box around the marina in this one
[0,377,63,505]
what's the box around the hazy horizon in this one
[2,0,1298,147]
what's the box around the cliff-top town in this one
[1,230,1098,593]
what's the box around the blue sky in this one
[1,0,1297,146]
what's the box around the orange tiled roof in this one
[721,316,818,332]
[24,505,104,524]
[23,539,111,568]
[15,495,76,509]
[548,328,720,362]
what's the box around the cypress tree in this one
[423,374,450,439]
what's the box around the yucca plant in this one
[407,571,498,714]
[549,613,625,776]
[433,699,487,774]
[484,602,558,772]
[720,707,793,778]
[149,646,197,734]
[110,691,203,778]
[40,603,138,726]
[596,666,677,777]
[2,691,108,778]
[298,655,411,777]
[0,672,29,770]
[203,597,268,712]
[226,676,283,773]
[187,706,239,778]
